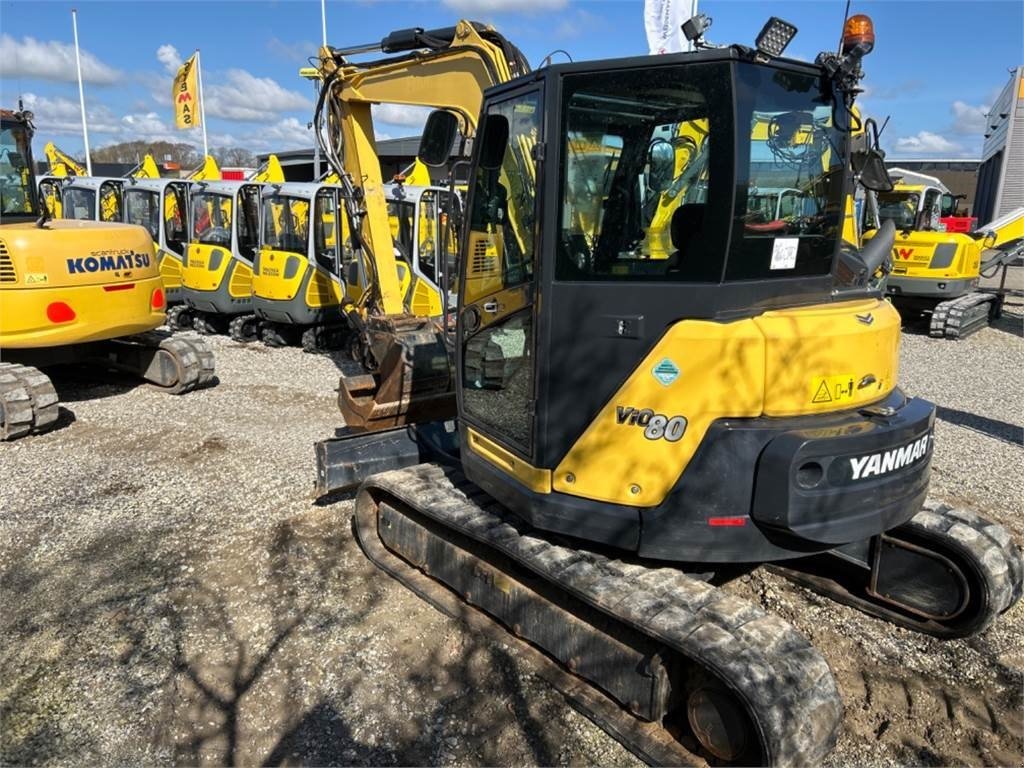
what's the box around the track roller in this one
[192,313,227,336]
[773,501,1023,638]
[354,463,843,766]
[0,363,59,440]
[258,321,296,348]
[300,324,348,354]
[165,304,195,331]
[228,314,260,343]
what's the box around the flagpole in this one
[71,8,92,175]
[195,48,209,158]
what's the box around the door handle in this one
[482,300,500,314]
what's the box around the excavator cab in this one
[251,181,350,348]
[123,177,193,304]
[58,176,125,222]
[176,179,263,336]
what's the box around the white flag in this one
[644,0,694,55]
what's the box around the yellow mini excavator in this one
[0,108,215,440]
[172,157,283,339]
[122,155,222,306]
[311,16,1023,766]
[863,173,1024,338]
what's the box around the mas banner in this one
[644,0,693,55]
[173,54,199,129]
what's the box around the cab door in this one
[458,87,543,456]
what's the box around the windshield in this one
[0,122,35,215]
[261,194,309,256]
[876,191,919,229]
[556,64,726,281]
[726,65,846,280]
[125,188,160,240]
[192,192,233,246]
[63,187,97,220]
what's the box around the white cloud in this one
[442,0,566,12]
[156,44,183,75]
[249,117,315,150]
[204,69,311,121]
[372,103,432,129]
[267,37,319,64]
[893,131,962,155]
[20,92,122,135]
[0,34,121,85]
[950,100,989,136]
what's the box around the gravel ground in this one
[1,283,1021,767]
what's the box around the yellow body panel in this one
[305,266,342,308]
[253,248,302,301]
[865,228,981,282]
[553,298,898,507]
[182,243,236,293]
[228,261,253,299]
[469,428,551,494]
[754,298,899,416]
[0,220,162,348]
[157,248,183,291]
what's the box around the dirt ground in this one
[1,292,1022,766]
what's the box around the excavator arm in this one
[43,142,86,177]
[316,20,526,316]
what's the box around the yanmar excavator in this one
[311,16,1022,766]
[0,108,215,440]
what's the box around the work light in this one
[755,17,797,58]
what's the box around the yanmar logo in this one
[849,433,932,480]
[67,252,151,274]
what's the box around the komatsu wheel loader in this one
[310,16,1023,766]
[174,158,283,339]
[0,108,215,441]
[863,176,1024,338]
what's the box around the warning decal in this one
[810,374,856,405]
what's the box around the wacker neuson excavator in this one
[0,108,215,440]
[311,16,1023,766]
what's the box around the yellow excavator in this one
[252,171,456,351]
[310,17,1022,766]
[0,108,215,440]
[171,155,284,339]
[863,171,1024,338]
[122,155,221,305]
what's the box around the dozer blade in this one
[353,463,844,767]
[338,315,455,432]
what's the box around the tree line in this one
[87,141,257,168]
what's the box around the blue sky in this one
[1,0,1020,160]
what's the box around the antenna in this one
[837,0,852,54]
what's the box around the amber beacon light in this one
[842,14,875,55]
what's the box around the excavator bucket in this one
[337,315,455,432]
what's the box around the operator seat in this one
[666,203,706,278]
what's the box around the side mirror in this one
[647,139,675,194]
[419,110,459,168]
[852,147,893,192]
[479,114,509,171]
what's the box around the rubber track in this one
[0,363,59,439]
[122,330,203,394]
[915,500,1024,618]
[356,463,843,767]
[165,304,194,331]
[228,314,259,343]
[174,335,217,388]
[929,292,994,339]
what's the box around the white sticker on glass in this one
[770,237,799,270]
